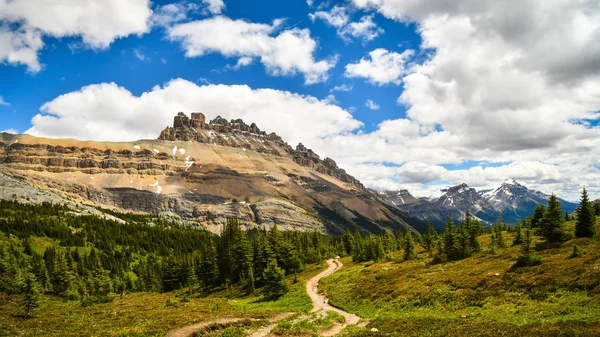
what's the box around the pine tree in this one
[51,249,75,298]
[515,228,541,267]
[464,211,481,253]
[494,215,505,247]
[531,204,546,229]
[342,228,355,256]
[403,231,415,261]
[22,271,41,317]
[443,216,459,260]
[262,259,288,299]
[540,194,567,243]
[575,188,596,238]
[594,203,600,217]
[422,219,437,251]
[0,245,22,293]
[513,222,523,246]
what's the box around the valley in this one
[1,114,599,337]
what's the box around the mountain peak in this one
[377,189,419,206]
[502,178,521,186]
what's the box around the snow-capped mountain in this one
[378,179,578,230]
[377,189,419,206]
[479,179,577,221]
[378,183,497,229]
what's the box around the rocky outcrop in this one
[158,113,364,189]
[0,142,175,175]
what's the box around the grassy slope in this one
[0,262,325,337]
[321,221,600,337]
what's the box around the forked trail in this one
[167,258,359,337]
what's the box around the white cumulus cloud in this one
[0,0,152,72]
[0,96,10,106]
[339,15,384,42]
[365,99,380,110]
[310,6,384,42]
[345,48,413,85]
[202,0,225,15]
[309,5,349,28]
[26,79,362,147]
[167,16,337,84]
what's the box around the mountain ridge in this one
[0,112,425,234]
[378,179,578,229]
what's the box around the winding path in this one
[166,317,244,337]
[166,258,359,337]
[306,258,361,336]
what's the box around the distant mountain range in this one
[376,179,578,230]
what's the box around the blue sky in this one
[1,0,600,201]
[0,0,420,134]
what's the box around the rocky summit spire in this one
[158,112,365,190]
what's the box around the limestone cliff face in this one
[0,113,424,234]
[158,112,365,189]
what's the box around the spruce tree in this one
[22,271,41,317]
[465,212,481,253]
[403,231,415,261]
[531,204,546,229]
[262,259,288,299]
[540,194,567,243]
[443,216,458,260]
[342,228,355,256]
[422,219,437,251]
[515,228,541,267]
[575,188,596,238]
[513,223,523,246]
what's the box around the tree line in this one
[1,186,598,317]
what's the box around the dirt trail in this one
[166,317,244,337]
[166,258,358,337]
[306,258,361,336]
[247,313,295,337]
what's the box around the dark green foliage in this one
[0,245,22,294]
[403,231,415,261]
[21,271,42,317]
[262,259,288,299]
[540,194,568,243]
[0,200,345,301]
[594,202,600,217]
[443,216,460,260]
[575,188,596,238]
[514,228,541,267]
[422,219,438,251]
[569,244,579,259]
[512,223,523,246]
[531,204,546,229]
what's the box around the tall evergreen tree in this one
[575,187,596,238]
[540,194,567,243]
[443,216,459,260]
[515,228,541,267]
[422,219,437,251]
[342,228,355,256]
[262,259,288,299]
[531,204,546,229]
[403,231,415,261]
[21,271,41,317]
[513,222,523,246]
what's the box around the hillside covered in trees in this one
[1,187,599,336]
